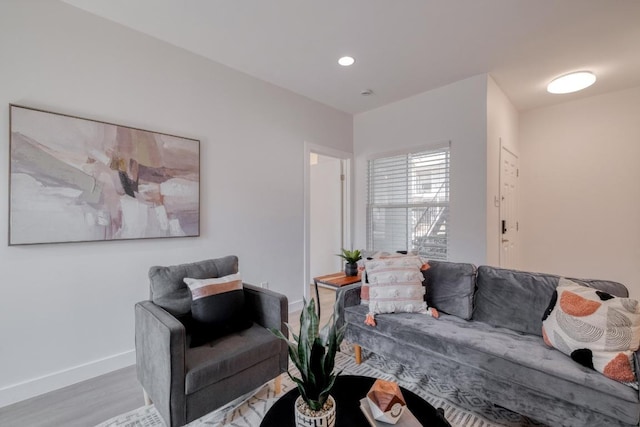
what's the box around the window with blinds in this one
[366,145,450,260]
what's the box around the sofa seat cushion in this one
[345,305,640,424]
[185,323,281,394]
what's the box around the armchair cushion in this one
[184,273,252,347]
[184,323,282,394]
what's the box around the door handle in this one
[502,239,509,243]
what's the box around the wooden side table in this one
[313,271,361,317]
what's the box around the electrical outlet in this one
[260,281,269,289]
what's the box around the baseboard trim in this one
[0,349,136,408]
[288,299,304,314]
[1,301,307,408]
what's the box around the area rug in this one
[96,344,547,427]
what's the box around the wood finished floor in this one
[0,286,336,427]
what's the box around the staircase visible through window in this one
[367,144,450,260]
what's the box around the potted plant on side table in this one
[272,298,346,427]
[337,248,362,277]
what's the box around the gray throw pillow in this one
[423,260,476,320]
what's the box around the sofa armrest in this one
[243,283,289,372]
[135,301,187,426]
[336,283,362,329]
[243,283,288,333]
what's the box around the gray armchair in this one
[135,256,288,427]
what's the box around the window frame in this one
[366,142,450,260]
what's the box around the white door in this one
[499,146,519,268]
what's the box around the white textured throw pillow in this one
[365,256,427,315]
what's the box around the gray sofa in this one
[337,261,640,427]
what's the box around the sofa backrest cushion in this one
[474,266,559,336]
[149,255,239,316]
[423,260,476,320]
[566,278,629,298]
[474,266,629,336]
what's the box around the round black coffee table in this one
[260,375,451,426]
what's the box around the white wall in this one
[309,155,343,282]
[520,86,640,298]
[354,75,488,265]
[0,0,352,406]
[486,76,519,267]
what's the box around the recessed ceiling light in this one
[338,56,355,67]
[547,71,596,94]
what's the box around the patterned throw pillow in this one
[360,252,425,306]
[184,273,252,347]
[365,256,428,315]
[542,278,640,386]
[360,252,392,305]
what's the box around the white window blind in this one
[367,145,450,260]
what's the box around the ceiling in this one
[62,0,640,114]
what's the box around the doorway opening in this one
[303,143,352,303]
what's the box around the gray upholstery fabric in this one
[473,266,629,336]
[135,258,288,427]
[135,301,187,426]
[341,264,640,427]
[185,357,280,422]
[345,304,640,426]
[185,324,281,393]
[347,305,638,419]
[336,283,363,330]
[149,255,239,316]
[423,260,476,319]
[473,266,559,336]
[243,283,289,372]
[567,277,629,297]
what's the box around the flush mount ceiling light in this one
[338,56,355,66]
[547,71,596,94]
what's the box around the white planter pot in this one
[294,395,336,427]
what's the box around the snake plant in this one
[271,298,346,411]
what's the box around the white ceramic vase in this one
[294,395,336,427]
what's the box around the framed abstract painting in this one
[9,105,200,245]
